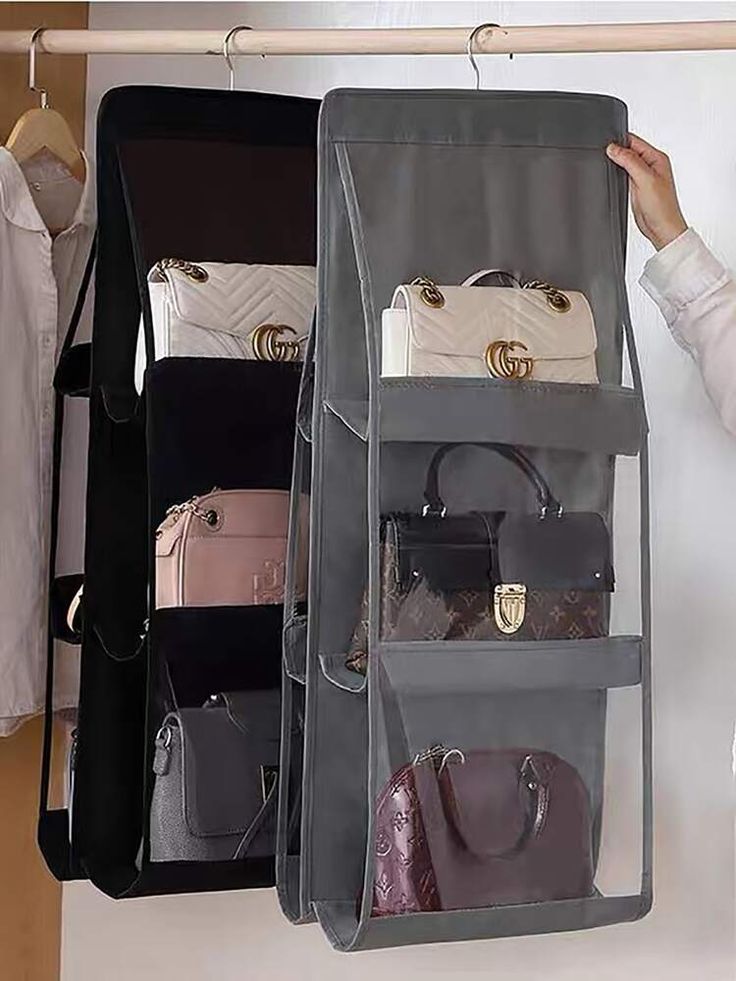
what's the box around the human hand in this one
[606,134,688,250]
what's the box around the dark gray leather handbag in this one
[150,690,281,863]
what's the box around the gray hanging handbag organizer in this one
[278,89,651,952]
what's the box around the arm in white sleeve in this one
[639,228,736,435]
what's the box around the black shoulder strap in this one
[38,236,96,881]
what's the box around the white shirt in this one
[640,228,736,435]
[0,147,95,736]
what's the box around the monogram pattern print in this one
[371,765,440,917]
[253,559,286,605]
[345,544,607,674]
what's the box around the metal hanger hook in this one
[29,27,49,109]
[467,22,512,90]
[222,25,252,91]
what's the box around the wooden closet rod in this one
[1,22,736,56]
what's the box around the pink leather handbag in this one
[155,488,303,609]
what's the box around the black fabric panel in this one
[38,810,85,882]
[74,86,318,897]
[123,856,275,898]
[54,342,91,398]
[146,358,301,524]
[85,407,149,659]
[154,606,284,708]
[74,628,147,891]
[121,140,316,270]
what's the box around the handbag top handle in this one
[461,268,522,288]
[437,752,550,859]
[423,443,561,518]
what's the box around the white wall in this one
[64,3,736,979]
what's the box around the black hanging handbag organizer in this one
[38,86,318,898]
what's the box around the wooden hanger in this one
[5,28,85,183]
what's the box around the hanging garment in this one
[0,147,95,735]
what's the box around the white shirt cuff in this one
[639,228,729,328]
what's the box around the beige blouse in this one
[0,147,95,735]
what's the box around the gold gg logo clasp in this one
[485,340,534,380]
[493,583,527,634]
[251,324,301,363]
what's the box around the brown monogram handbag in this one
[371,744,594,915]
[346,443,613,673]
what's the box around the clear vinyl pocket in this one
[312,415,647,946]
[341,438,641,679]
[360,663,644,921]
[142,356,301,871]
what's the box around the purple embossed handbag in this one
[371,745,594,916]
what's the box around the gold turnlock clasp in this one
[493,583,527,634]
[412,276,445,309]
[523,280,571,313]
[155,258,209,283]
[251,323,301,363]
[485,340,534,380]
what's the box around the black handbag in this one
[347,443,613,671]
[150,690,282,863]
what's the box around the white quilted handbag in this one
[382,270,598,384]
[134,259,316,391]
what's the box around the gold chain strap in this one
[155,258,209,283]
[413,275,571,313]
[521,279,571,313]
[163,488,221,527]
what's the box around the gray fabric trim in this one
[319,638,641,695]
[335,137,383,948]
[283,614,307,684]
[324,399,368,440]
[277,335,314,916]
[606,160,653,907]
[275,668,314,924]
[322,90,628,148]
[315,892,649,952]
[379,380,646,453]
[297,99,335,920]
[297,319,316,442]
[282,426,309,684]
[378,637,641,695]
[319,653,367,692]
[326,380,646,455]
